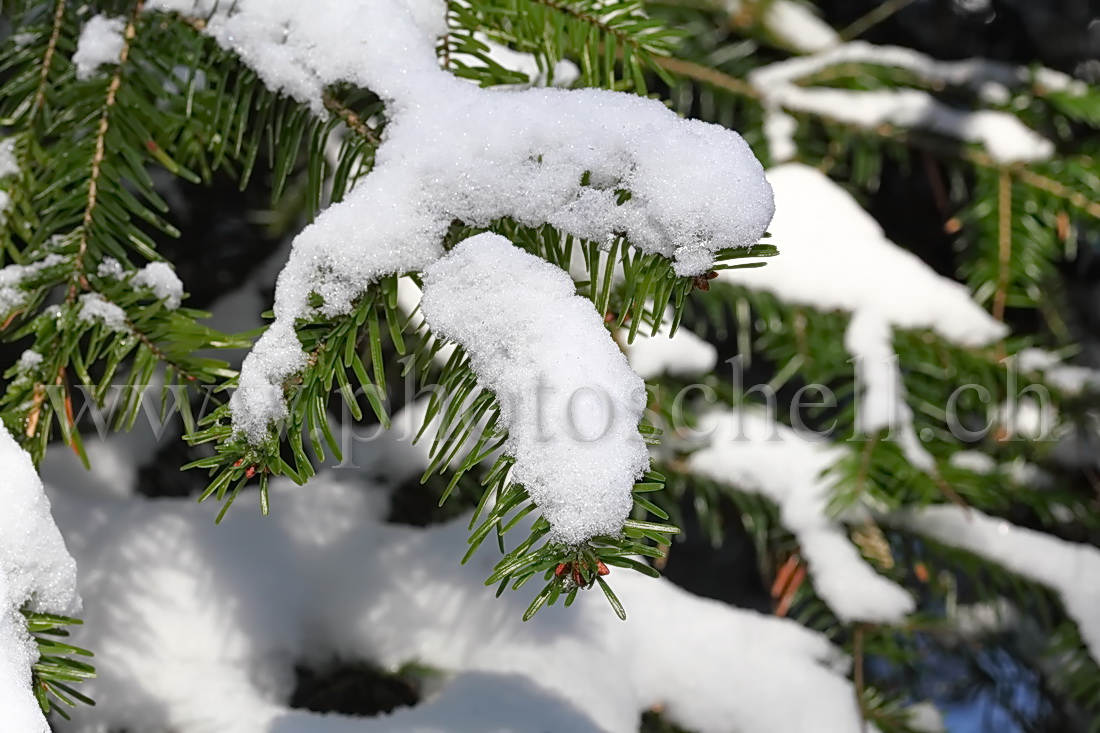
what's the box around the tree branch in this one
[31,0,67,121]
[70,1,146,300]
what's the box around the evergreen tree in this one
[0,0,1098,731]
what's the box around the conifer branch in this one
[71,2,146,301]
[322,92,382,144]
[654,55,759,98]
[853,624,868,732]
[31,0,67,120]
[839,0,917,42]
[992,168,1012,325]
[529,0,662,53]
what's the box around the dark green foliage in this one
[3,0,1100,728]
[25,610,95,720]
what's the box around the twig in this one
[992,168,1012,326]
[652,55,760,98]
[31,0,67,119]
[1012,165,1100,220]
[322,92,382,144]
[840,0,917,42]
[853,623,868,732]
[70,1,146,300]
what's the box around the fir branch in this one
[853,623,869,733]
[71,1,146,300]
[530,0,659,52]
[30,0,67,120]
[322,91,382,144]
[992,167,1012,325]
[653,54,759,98]
[838,0,917,42]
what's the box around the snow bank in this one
[687,410,914,624]
[48,472,871,733]
[0,427,80,733]
[900,505,1100,665]
[420,234,649,545]
[72,15,126,81]
[749,41,1055,164]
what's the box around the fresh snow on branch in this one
[727,0,840,54]
[626,307,718,379]
[0,254,67,314]
[723,163,1005,472]
[728,164,1005,346]
[899,505,1100,665]
[146,0,449,110]
[77,292,129,332]
[420,234,649,545]
[189,0,774,443]
[0,427,80,733]
[749,41,1058,164]
[1016,348,1100,396]
[132,261,184,310]
[452,33,581,87]
[72,15,127,81]
[688,411,915,624]
[48,473,872,733]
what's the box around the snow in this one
[15,350,42,372]
[749,42,1055,164]
[722,164,1004,474]
[0,253,67,314]
[455,34,581,87]
[730,164,1005,347]
[762,109,798,164]
[687,410,915,624]
[133,261,184,309]
[1016,348,1100,395]
[627,309,718,380]
[230,75,772,440]
[900,505,1100,666]
[0,426,80,733]
[96,257,124,279]
[845,311,935,471]
[77,292,129,331]
[47,469,873,733]
[72,15,127,81]
[1033,67,1088,96]
[419,234,650,545]
[0,138,18,178]
[906,701,946,732]
[145,0,449,111]
[157,0,772,444]
[727,0,840,54]
[949,450,998,474]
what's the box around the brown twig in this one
[853,624,868,732]
[31,0,67,119]
[992,168,1012,329]
[70,1,146,301]
[323,92,382,145]
[652,55,760,99]
[840,0,918,42]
